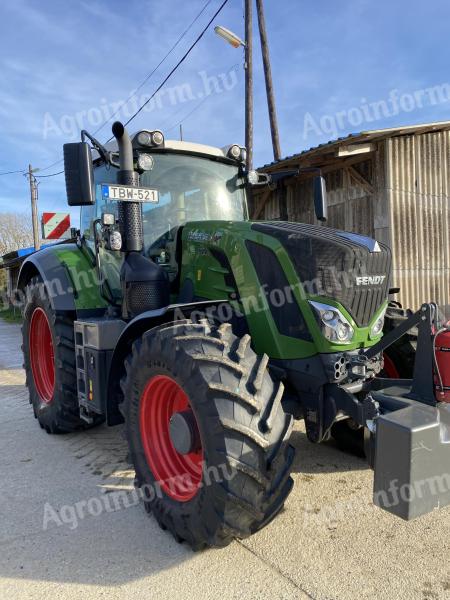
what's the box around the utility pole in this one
[244,0,253,170]
[256,0,282,162]
[28,164,40,251]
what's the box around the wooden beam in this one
[337,143,375,157]
[269,153,376,172]
[256,0,282,161]
[252,188,273,220]
[347,165,374,192]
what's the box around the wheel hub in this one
[169,410,201,455]
[139,375,203,502]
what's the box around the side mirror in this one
[63,142,95,206]
[313,175,327,222]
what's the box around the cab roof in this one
[98,134,230,161]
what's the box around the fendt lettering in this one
[356,275,387,286]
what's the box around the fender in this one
[17,245,77,312]
[106,299,229,425]
[17,244,107,315]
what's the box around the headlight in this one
[137,131,152,146]
[137,153,154,171]
[109,230,122,251]
[151,130,164,146]
[247,170,259,185]
[309,301,354,344]
[229,144,241,159]
[370,308,386,339]
[223,144,246,162]
[136,130,164,147]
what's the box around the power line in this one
[35,170,64,178]
[38,0,216,172]
[116,0,230,135]
[38,158,64,173]
[0,169,26,176]
[3,0,230,177]
[0,167,63,182]
[92,0,214,138]
[165,96,210,133]
[162,62,240,132]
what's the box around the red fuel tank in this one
[435,328,450,402]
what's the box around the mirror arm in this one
[269,169,299,184]
[81,130,111,166]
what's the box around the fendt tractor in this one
[18,122,450,549]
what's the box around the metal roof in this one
[259,120,450,170]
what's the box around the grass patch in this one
[0,306,22,323]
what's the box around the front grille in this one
[252,222,391,327]
[246,240,312,340]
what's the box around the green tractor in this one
[18,122,450,549]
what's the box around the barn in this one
[250,121,450,310]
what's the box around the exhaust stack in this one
[112,121,143,252]
[112,122,170,319]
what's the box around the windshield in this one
[138,153,246,250]
[90,153,246,299]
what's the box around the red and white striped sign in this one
[42,212,71,240]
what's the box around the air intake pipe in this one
[112,121,143,252]
[112,122,170,318]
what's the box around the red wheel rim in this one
[139,375,203,502]
[382,353,400,378]
[29,307,55,404]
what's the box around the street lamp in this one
[215,0,281,171]
[214,6,253,170]
[214,26,245,48]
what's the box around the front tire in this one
[121,319,294,550]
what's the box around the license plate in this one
[101,184,159,203]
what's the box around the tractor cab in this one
[94,135,248,239]
[78,132,249,303]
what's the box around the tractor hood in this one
[179,219,391,360]
[252,222,391,327]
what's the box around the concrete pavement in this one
[0,318,449,599]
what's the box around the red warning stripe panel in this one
[42,212,56,225]
[46,215,71,239]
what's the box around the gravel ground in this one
[0,319,449,600]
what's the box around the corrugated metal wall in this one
[386,131,450,309]
[251,131,450,310]
[255,164,379,236]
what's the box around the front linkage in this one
[304,303,450,520]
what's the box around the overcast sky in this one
[1,0,450,222]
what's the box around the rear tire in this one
[120,319,295,550]
[22,277,101,433]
